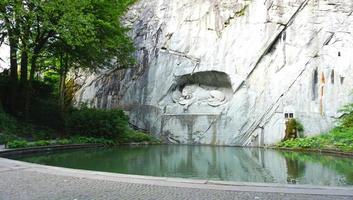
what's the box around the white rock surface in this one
[75,0,353,146]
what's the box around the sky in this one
[0,44,10,72]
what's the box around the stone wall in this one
[75,0,353,146]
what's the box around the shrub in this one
[7,140,28,149]
[339,104,353,129]
[278,127,353,152]
[0,109,18,135]
[6,137,117,149]
[34,140,51,146]
[0,108,58,141]
[65,107,129,139]
[70,136,116,146]
[283,118,304,141]
[57,139,70,145]
[29,97,63,129]
[119,130,158,143]
[0,133,18,144]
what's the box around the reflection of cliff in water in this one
[15,146,353,186]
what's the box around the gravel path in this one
[0,158,352,200]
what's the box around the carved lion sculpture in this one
[173,84,227,111]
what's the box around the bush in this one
[70,136,116,146]
[34,140,51,146]
[278,103,353,152]
[0,107,58,142]
[29,97,63,129]
[7,140,28,149]
[0,109,18,135]
[6,137,117,149]
[0,133,18,144]
[65,107,129,139]
[57,139,70,145]
[283,118,304,141]
[278,127,353,152]
[119,130,158,143]
[339,104,353,129]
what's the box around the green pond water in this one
[11,145,353,186]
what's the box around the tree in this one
[41,0,136,110]
[0,0,136,115]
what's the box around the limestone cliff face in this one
[75,0,353,146]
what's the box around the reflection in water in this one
[285,156,305,184]
[11,145,353,186]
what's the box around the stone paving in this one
[0,158,352,200]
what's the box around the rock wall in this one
[75,0,353,146]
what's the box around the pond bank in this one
[269,147,353,157]
[0,143,104,157]
[2,142,353,158]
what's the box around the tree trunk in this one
[20,49,28,84]
[20,48,29,114]
[24,54,38,120]
[59,54,68,112]
[59,69,67,111]
[8,34,19,114]
[29,54,37,82]
[9,41,18,82]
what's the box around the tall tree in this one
[1,0,136,114]
[0,0,22,113]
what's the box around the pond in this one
[9,145,353,186]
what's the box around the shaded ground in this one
[0,158,352,200]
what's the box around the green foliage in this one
[278,103,353,152]
[6,136,116,149]
[279,137,323,149]
[1,0,137,127]
[235,5,249,17]
[7,140,28,149]
[0,75,63,129]
[29,96,63,129]
[34,140,51,146]
[0,0,157,147]
[1,97,157,145]
[70,136,116,146]
[0,133,17,144]
[119,130,158,143]
[278,127,353,152]
[295,120,304,132]
[284,118,304,141]
[0,107,57,143]
[339,104,353,129]
[57,139,70,145]
[65,107,129,139]
[0,106,18,135]
[1,0,136,69]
